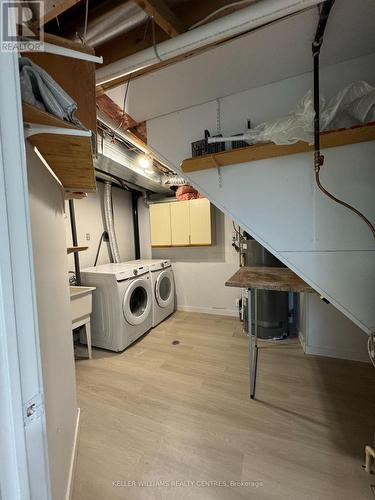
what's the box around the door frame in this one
[0,45,51,500]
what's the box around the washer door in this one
[155,269,174,308]
[122,278,151,325]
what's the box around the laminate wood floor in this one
[73,312,374,500]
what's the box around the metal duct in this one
[96,0,323,85]
[96,133,173,194]
[103,182,121,263]
[162,175,187,186]
[79,1,148,47]
[97,109,175,172]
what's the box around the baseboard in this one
[303,344,369,363]
[177,305,238,317]
[65,407,81,500]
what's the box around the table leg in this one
[251,288,259,398]
[247,288,253,398]
[85,322,92,360]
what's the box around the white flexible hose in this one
[103,182,121,263]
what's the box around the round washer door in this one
[155,269,174,308]
[122,278,151,326]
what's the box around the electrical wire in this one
[232,221,245,240]
[83,0,89,43]
[113,73,132,132]
[152,17,163,62]
[189,0,255,30]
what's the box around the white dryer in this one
[80,262,152,351]
[125,259,175,327]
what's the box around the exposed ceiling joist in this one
[95,22,168,71]
[133,0,186,37]
[41,0,81,25]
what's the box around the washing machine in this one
[80,262,152,351]
[125,259,175,327]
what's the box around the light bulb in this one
[138,154,151,169]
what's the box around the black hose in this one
[94,231,108,267]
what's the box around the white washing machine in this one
[125,259,175,327]
[80,262,152,351]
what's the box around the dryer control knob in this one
[133,269,138,275]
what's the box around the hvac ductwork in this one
[96,0,323,85]
[78,1,148,47]
[103,182,121,263]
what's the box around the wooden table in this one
[226,266,315,399]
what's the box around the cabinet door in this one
[189,198,212,245]
[170,201,190,246]
[150,203,171,246]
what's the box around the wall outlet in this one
[85,233,91,241]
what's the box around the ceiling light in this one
[138,154,152,169]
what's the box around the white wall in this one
[152,205,241,316]
[109,0,375,122]
[64,183,136,271]
[299,294,369,363]
[27,145,78,500]
[146,52,375,337]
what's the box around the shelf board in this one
[23,103,96,192]
[181,123,375,173]
[67,246,88,254]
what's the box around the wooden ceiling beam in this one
[39,0,82,25]
[133,0,186,37]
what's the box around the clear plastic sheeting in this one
[243,81,375,145]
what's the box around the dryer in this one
[125,259,175,327]
[80,262,152,351]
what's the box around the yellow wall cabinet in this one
[150,198,212,247]
[149,203,171,247]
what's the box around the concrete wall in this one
[27,145,78,500]
[152,206,241,316]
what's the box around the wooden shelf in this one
[23,103,96,192]
[67,246,88,254]
[181,123,375,173]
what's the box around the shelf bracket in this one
[24,123,92,139]
[19,41,103,64]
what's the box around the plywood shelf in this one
[67,246,88,254]
[181,123,375,173]
[23,103,96,192]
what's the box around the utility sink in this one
[70,286,96,328]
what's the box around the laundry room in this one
[1,1,375,500]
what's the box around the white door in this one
[155,269,174,308]
[0,47,51,499]
[122,278,152,325]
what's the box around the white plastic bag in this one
[243,81,375,145]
